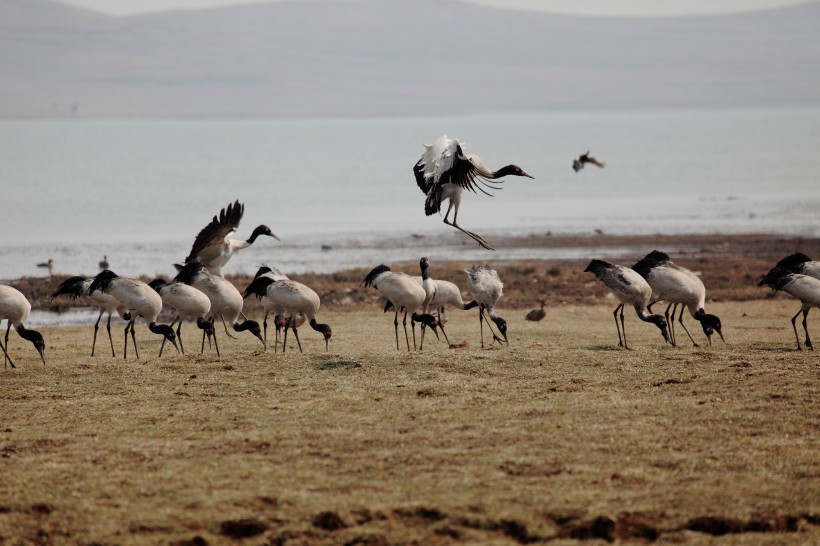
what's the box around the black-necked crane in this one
[0,285,45,368]
[766,252,820,280]
[632,251,724,347]
[148,279,215,356]
[525,300,546,322]
[362,263,440,351]
[758,268,820,351]
[250,265,290,351]
[173,261,264,350]
[416,257,450,349]
[407,277,470,327]
[243,275,331,353]
[584,259,670,349]
[185,200,279,277]
[87,270,178,360]
[572,151,605,172]
[51,275,132,357]
[464,264,508,347]
[414,135,533,251]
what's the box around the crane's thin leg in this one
[131,322,140,360]
[612,304,624,348]
[677,306,699,347]
[0,333,15,369]
[176,317,186,355]
[221,313,237,339]
[291,319,303,353]
[123,321,131,360]
[802,307,812,350]
[212,324,220,358]
[106,312,116,357]
[282,318,290,353]
[159,317,176,357]
[791,307,804,351]
[201,326,206,354]
[619,304,630,349]
[263,312,269,352]
[4,322,11,367]
[403,310,412,351]
[439,323,451,347]
[412,316,419,351]
[393,310,400,351]
[443,201,495,251]
[91,309,104,357]
[664,302,676,346]
[479,307,486,348]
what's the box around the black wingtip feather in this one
[174,261,205,285]
[242,276,274,299]
[773,252,812,271]
[583,259,612,278]
[51,276,88,299]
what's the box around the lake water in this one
[1,108,819,282]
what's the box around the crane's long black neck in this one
[463,300,480,311]
[491,165,522,179]
[310,318,332,337]
[17,325,42,343]
[148,322,176,341]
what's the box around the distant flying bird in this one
[87,270,179,359]
[584,259,670,349]
[51,275,132,357]
[185,200,279,276]
[632,251,724,347]
[243,275,332,353]
[573,151,605,172]
[525,300,546,322]
[148,279,215,357]
[414,135,533,251]
[758,268,820,351]
[361,263,440,351]
[0,285,46,368]
[464,264,508,347]
[99,255,109,270]
[37,259,54,275]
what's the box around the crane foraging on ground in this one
[584,259,670,349]
[362,263,441,351]
[148,279,215,356]
[632,251,724,347]
[88,270,178,359]
[758,268,820,351]
[51,275,132,357]
[414,135,533,251]
[243,274,331,353]
[464,264,508,348]
[0,285,46,368]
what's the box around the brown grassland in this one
[1,234,819,545]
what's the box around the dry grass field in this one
[1,298,818,545]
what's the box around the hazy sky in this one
[57,0,814,17]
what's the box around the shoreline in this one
[9,232,819,316]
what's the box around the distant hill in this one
[1,0,819,118]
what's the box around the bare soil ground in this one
[1,296,818,545]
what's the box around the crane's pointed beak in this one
[523,172,534,179]
[37,346,45,364]
[271,232,281,241]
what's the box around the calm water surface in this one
[1,108,818,281]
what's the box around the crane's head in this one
[490,315,509,345]
[696,311,724,345]
[249,225,281,243]
[648,315,671,344]
[495,164,534,179]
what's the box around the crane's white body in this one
[154,282,211,322]
[371,270,427,313]
[776,273,820,305]
[644,264,706,319]
[0,285,32,329]
[413,277,465,322]
[101,277,163,324]
[74,278,130,318]
[465,265,504,316]
[258,267,290,317]
[261,280,321,321]
[595,264,653,312]
[185,269,245,324]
